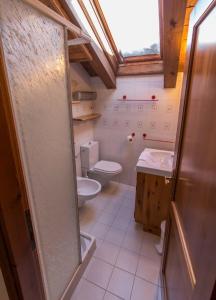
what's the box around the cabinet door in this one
[143,174,171,235]
[135,173,171,235]
[134,172,146,223]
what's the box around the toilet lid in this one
[93,160,122,174]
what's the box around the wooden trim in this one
[23,0,91,40]
[0,227,20,300]
[124,54,161,64]
[171,202,196,289]
[68,37,90,46]
[118,61,163,76]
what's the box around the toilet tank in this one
[80,141,99,170]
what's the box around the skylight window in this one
[98,0,160,58]
[69,0,161,65]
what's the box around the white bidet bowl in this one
[77,176,101,207]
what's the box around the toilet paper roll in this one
[127,135,133,142]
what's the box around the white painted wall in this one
[92,74,183,185]
[0,1,80,299]
[0,269,9,300]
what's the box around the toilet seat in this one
[93,160,122,174]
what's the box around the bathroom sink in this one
[77,177,101,207]
[136,148,174,177]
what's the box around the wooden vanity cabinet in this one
[134,172,172,235]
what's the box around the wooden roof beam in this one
[68,37,90,46]
[163,0,187,88]
[118,61,163,77]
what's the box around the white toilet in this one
[80,141,122,187]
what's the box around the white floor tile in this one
[104,202,121,215]
[112,216,130,232]
[78,182,162,300]
[131,277,158,300]
[90,222,109,239]
[122,232,143,253]
[97,211,116,226]
[140,233,161,263]
[107,267,134,300]
[71,279,105,300]
[90,197,108,211]
[136,256,160,285]
[105,227,125,246]
[122,197,135,210]
[116,248,139,274]
[104,291,122,300]
[80,222,94,234]
[94,240,120,265]
[85,257,113,289]
[126,221,144,238]
[96,238,103,249]
[117,207,133,220]
[125,189,136,199]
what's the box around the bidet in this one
[77,176,101,207]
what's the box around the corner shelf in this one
[73,113,101,122]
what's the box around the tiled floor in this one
[72,182,162,300]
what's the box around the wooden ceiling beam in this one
[118,61,163,77]
[68,37,90,46]
[163,0,187,88]
[68,46,93,63]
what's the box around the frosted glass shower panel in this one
[0,1,80,299]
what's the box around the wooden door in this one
[0,40,45,299]
[163,1,216,300]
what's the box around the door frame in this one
[161,0,216,299]
[0,35,45,299]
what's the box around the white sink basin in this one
[136,148,174,177]
[77,176,101,207]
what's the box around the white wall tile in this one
[70,66,183,185]
[92,74,183,186]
